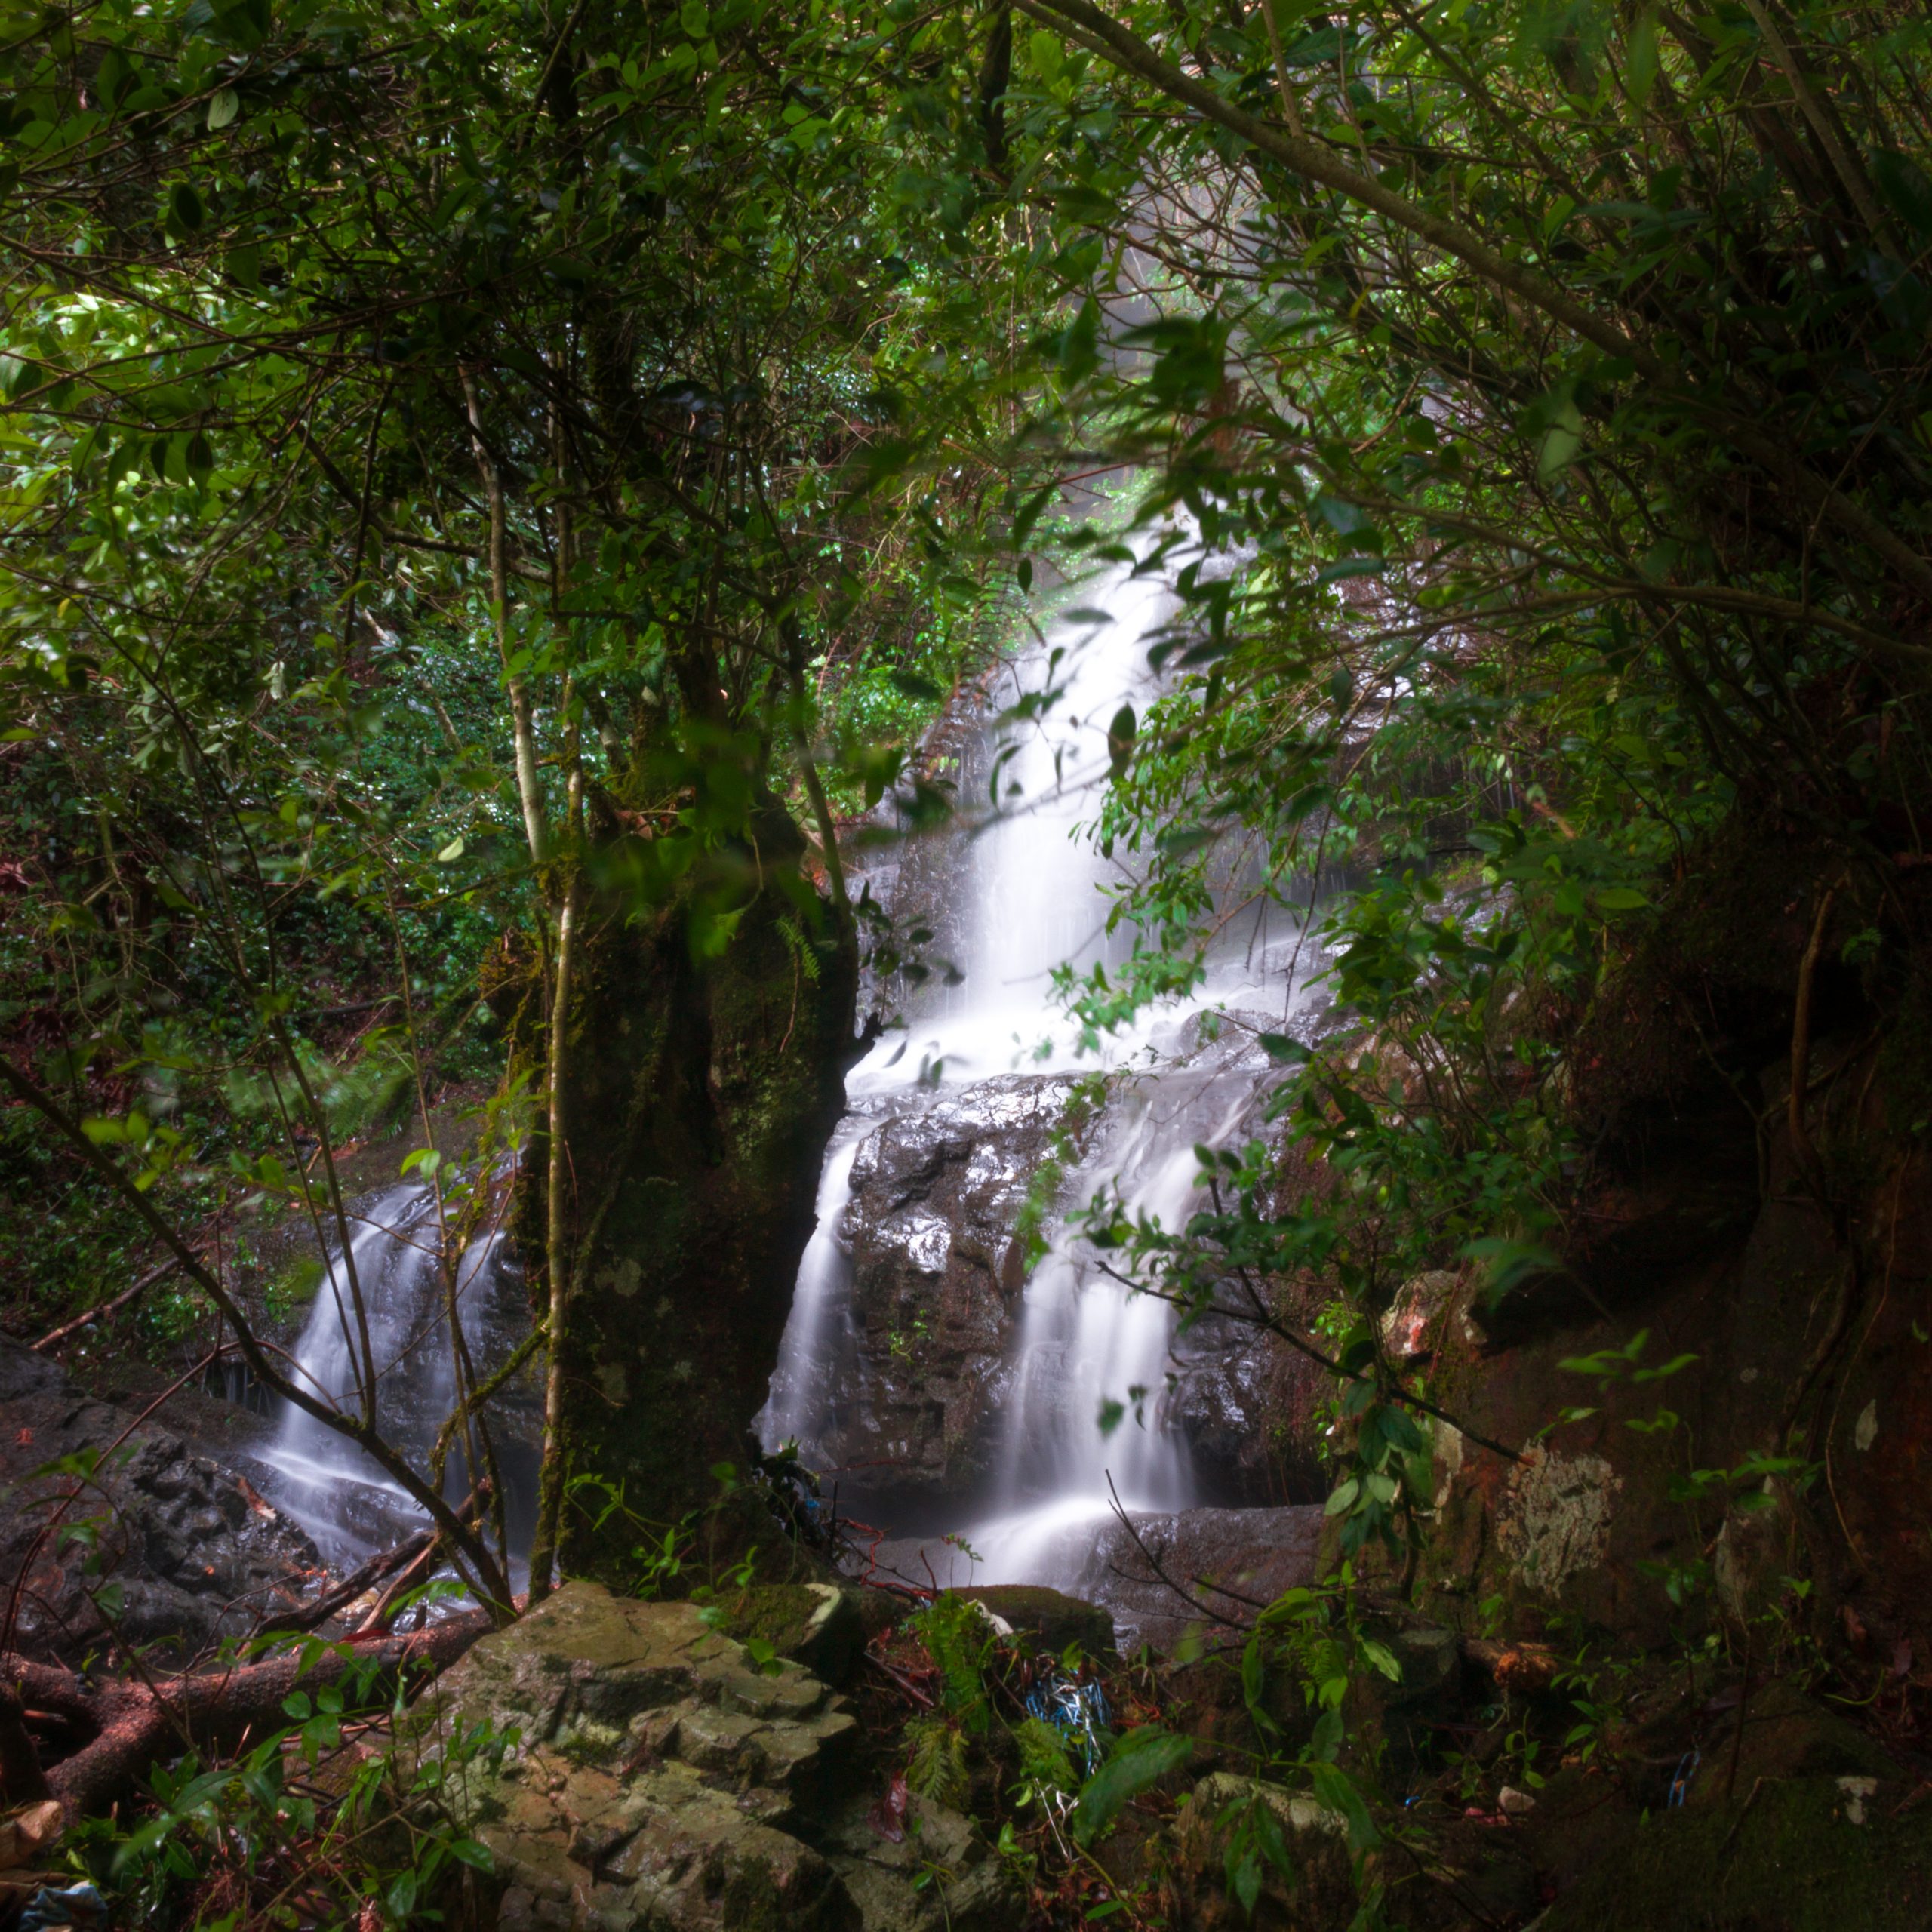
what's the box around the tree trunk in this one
[512,797,858,1575]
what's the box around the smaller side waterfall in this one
[258,1183,536,1567]
[756,1129,866,1463]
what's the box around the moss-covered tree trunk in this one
[520,798,857,1580]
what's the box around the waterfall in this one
[757,1128,866,1466]
[258,1182,536,1567]
[761,532,1302,1592]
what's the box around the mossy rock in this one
[958,1584,1114,1657]
[720,1582,865,1684]
[1688,1677,1900,1798]
[1539,1774,1932,1930]
[1151,1774,1356,1929]
[854,1586,910,1645]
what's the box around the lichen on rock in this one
[414,1580,1017,1932]
[1498,1448,1621,1598]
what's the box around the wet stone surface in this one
[825,1073,1088,1497]
[872,1504,1326,1654]
[0,1337,320,1661]
[418,1580,1018,1932]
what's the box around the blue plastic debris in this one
[19,1884,108,1932]
[1023,1666,1112,1775]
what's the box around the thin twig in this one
[1104,1473,1250,1631]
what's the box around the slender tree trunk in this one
[527,401,583,1601]
[462,368,547,872]
[783,617,848,913]
[526,857,580,1601]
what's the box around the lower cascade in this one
[260,1180,539,1571]
[242,549,1321,1634]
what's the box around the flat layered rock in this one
[871,1504,1325,1654]
[419,1580,1017,1932]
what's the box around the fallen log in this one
[3,1608,491,1821]
[1461,1636,1561,1696]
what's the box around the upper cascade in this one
[758,534,1325,1615]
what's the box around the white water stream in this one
[760,538,1316,1593]
[259,1185,525,1567]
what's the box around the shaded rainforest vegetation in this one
[2,0,1932,1926]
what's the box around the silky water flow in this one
[759,540,1315,1598]
[260,1183,536,1571]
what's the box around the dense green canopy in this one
[3,0,1929,1616]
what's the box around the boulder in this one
[824,1074,1090,1496]
[1066,1506,1326,1653]
[1163,1772,1357,1928]
[1534,1774,1932,1930]
[1684,1678,1900,1801]
[1380,1271,1463,1364]
[721,1583,866,1685]
[1344,1618,1463,1784]
[872,1506,1324,1654]
[1166,1312,1329,1505]
[417,1580,1018,1932]
[0,1339,319,1662]
[956,1584,1115,1657]
[814,1786,1022,1932]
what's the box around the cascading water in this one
[759,534,1316,1604]
[757,1128,867,1467]
[259,1182,537,1568]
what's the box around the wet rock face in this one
[420,1580,1017,1932]
[1063,1504,1327,1653]
[827,1074,1086,1496]
[1166,1312,1330,1505]
[873,1505,1325,1654]
[0,1340,319,1662]
[818,1023,1335,1506]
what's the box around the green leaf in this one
[1241,1633,1266,1712]
[1359,1638,1402,1683]
[1872,148,1932,239]
[1309,1760,1381,1850]
[1323,1477,1359,1517]
[1537,419,1582,478]
[1070,1727,1193,1845]
[206,86,240,129]
[1257,1032,1309,1064]
[1624,9,1658,109]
